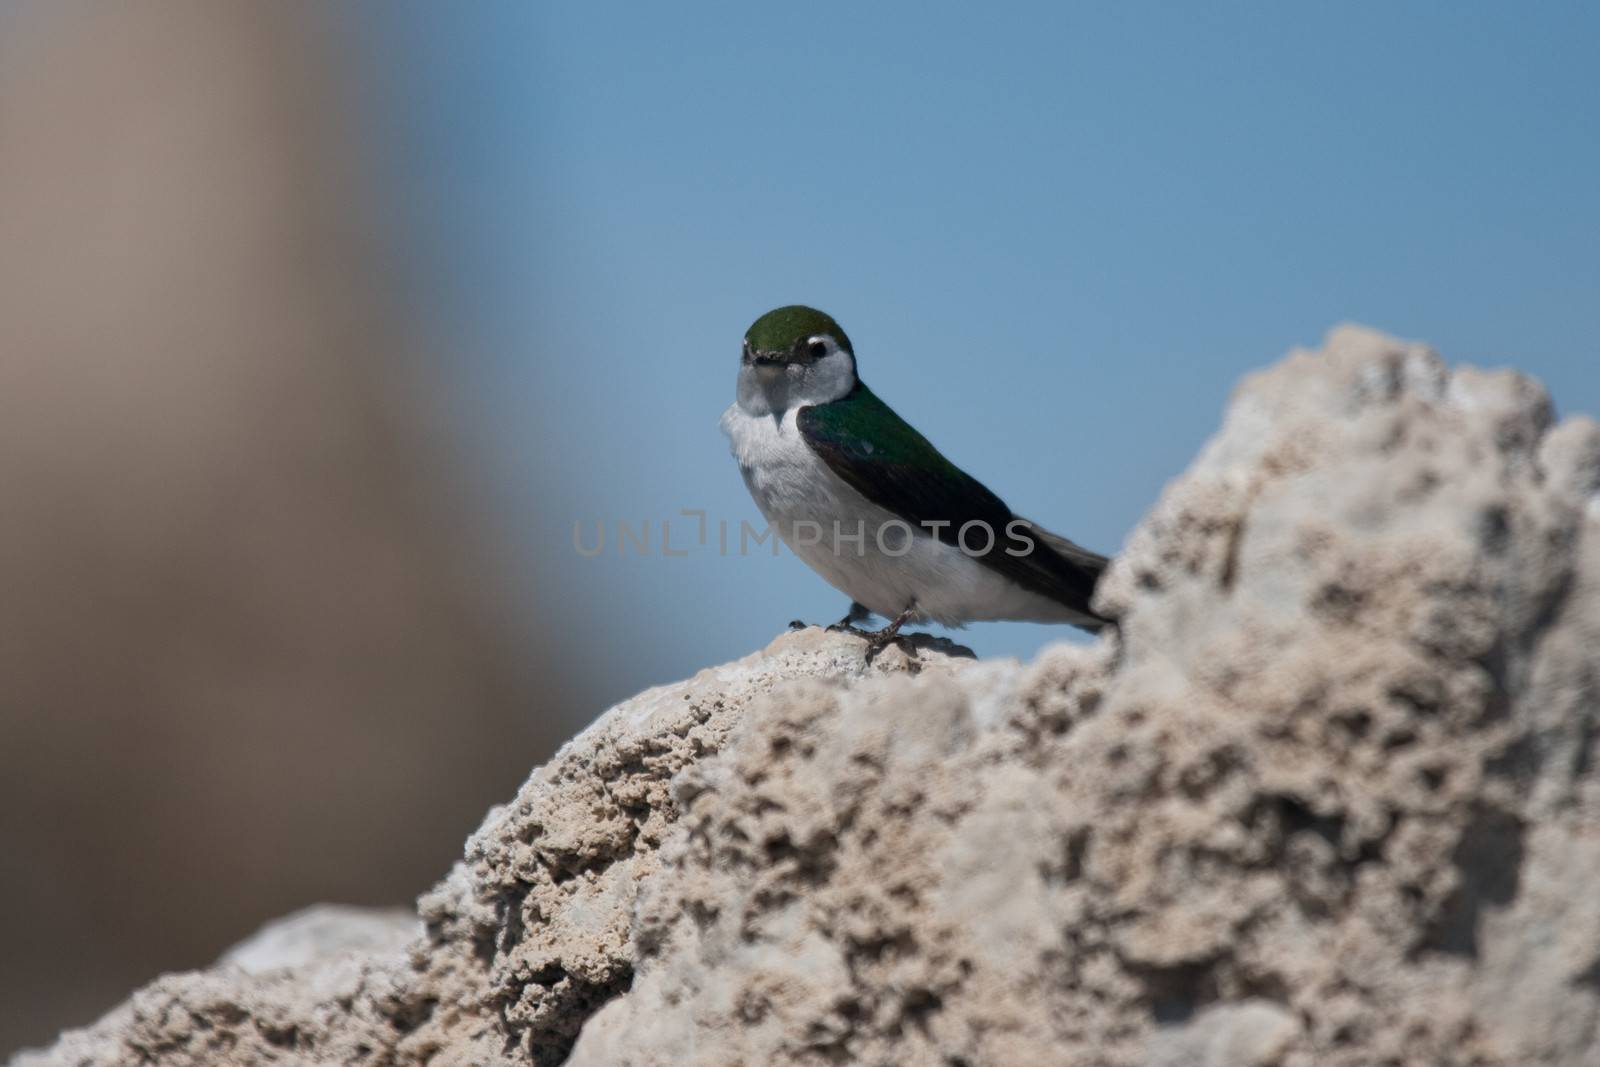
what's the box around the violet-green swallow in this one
[721,305,1110,647]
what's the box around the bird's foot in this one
[861,605,916,664]
[824,601,874,636]
[795,604,919,662]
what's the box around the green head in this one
[742,305,854,367]
[736,305,858,414]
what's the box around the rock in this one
[220,906,421,975]
[15,326,1600,1066]
[19,908,424,1067]
[1146,1000,1301,1067]
[12,629,974,1067]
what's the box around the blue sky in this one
[342,2,1599,710]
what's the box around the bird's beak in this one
[749,350,793,368]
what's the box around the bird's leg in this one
[826,601,874,634]
[862,603,917,660]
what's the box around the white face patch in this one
[736,346,856,417]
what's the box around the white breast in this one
[719,403,1081,626]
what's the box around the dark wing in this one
[797,382,1110,628]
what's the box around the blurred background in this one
[1,0,1595,1055]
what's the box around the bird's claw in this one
[859,605,917,664]
[801,605,918,662]
[861,630,916,665]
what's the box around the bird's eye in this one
[807,340,828,359]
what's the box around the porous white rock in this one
[17,327,1600,1067]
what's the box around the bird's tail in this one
[1028,523,1115,634]
[1033,527,1110,577]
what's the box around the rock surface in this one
[15,327,1600,1066]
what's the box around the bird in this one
[720,304,1111,650]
